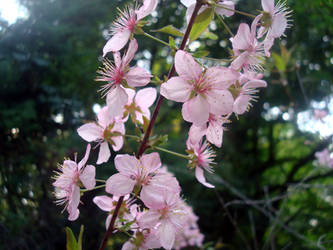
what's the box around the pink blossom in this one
[181,0,234,23]
[188,113,229,148]
[187,140,216,188]
[97,39,152,117]
[315,149,333,168]
[77,106,125,165]
[124,87,157,124]
[258,0,292,56]
[103,0,158,55]
[161,50,238,125]
[232,72,267,115]
[53,144,96,221]
[93,195,137,230]
[105,153,180,201]
[231,15,265,71]
[138,192,187,250]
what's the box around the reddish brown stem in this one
[98,1,203,250]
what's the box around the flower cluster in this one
[52,0,291,248]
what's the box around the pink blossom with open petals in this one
[97,39,152,117]
[258,0,292,56]
[77,106,125,165]
[103,0,158,55]
[53,144,95,221]
[181,0,234,24]
[138,192,187,250]
[121,229,161,250]
[161,50,238,125]
[231,15,265,71]
[106,153,180,200]
[186,140,216,188]
[124,87,157,124]
[232,72,267,115]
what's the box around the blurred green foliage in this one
[1,0,333,249]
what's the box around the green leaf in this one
[77,225,84,250]
[192,50,210,58]
[202,31,218,40]
[189,8,214,41]
[168,36,176,49]
[272,52,286,73]
[152,25,184,37]
[66,227,78,250]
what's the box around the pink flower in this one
[231,15,265,71]
[258,0,292,56]
[138,192,187,250]
[106,153,180,201]
[53,144,96,221]
[187,140,216,188]
[77,106,125,165]
[124,87,157,124]
[232,72,267,115]
[315,149,333,168]
[187,114,229,148]
[161,50,238,125]
[181,0,234,23]
[103,0,158,55]
[97,39,152,117]
[93,195,137,230]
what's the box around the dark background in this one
[1,0,333,249]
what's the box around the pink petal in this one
[232,23,252,51]
[77,123,103,142]
[105,214,112,231]
[205,66,239,89]
[231,51,248,70]
[122,39,138,66]
[121,241,135,250]
[158,221,176,250]
[97,106,114,129]
[138,210,161,228]
[206,121,223,148]
[206,89,234,115]
[106,85,128,117]
[243,80,267,89]
[181,0,195,7]
[195,167,215,188]
[111,135,124,152]
[97,141,111,165]
[67,185,81,221]
[263,37,274,57]
[182,95,209,125]
[93,195,114,212]
[114,154,140,176]
[103,30,131,56]
[125,67,152,87]
[215,1,234,17]
[188,124,207,146]
[261,0,274,13]
[270,13,287,38]
[160,76,192,102]
[136,0,158,20]
[125,88,136,105]
[141,152,161,174]
[175,50,202,81]
[113,52,122,68]
[233,95,251,115]
[80,165,96,190]
[106,173,136,196]
[78,144,91,170]
[135,87,157,109]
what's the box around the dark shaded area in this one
[1,0,333,249]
